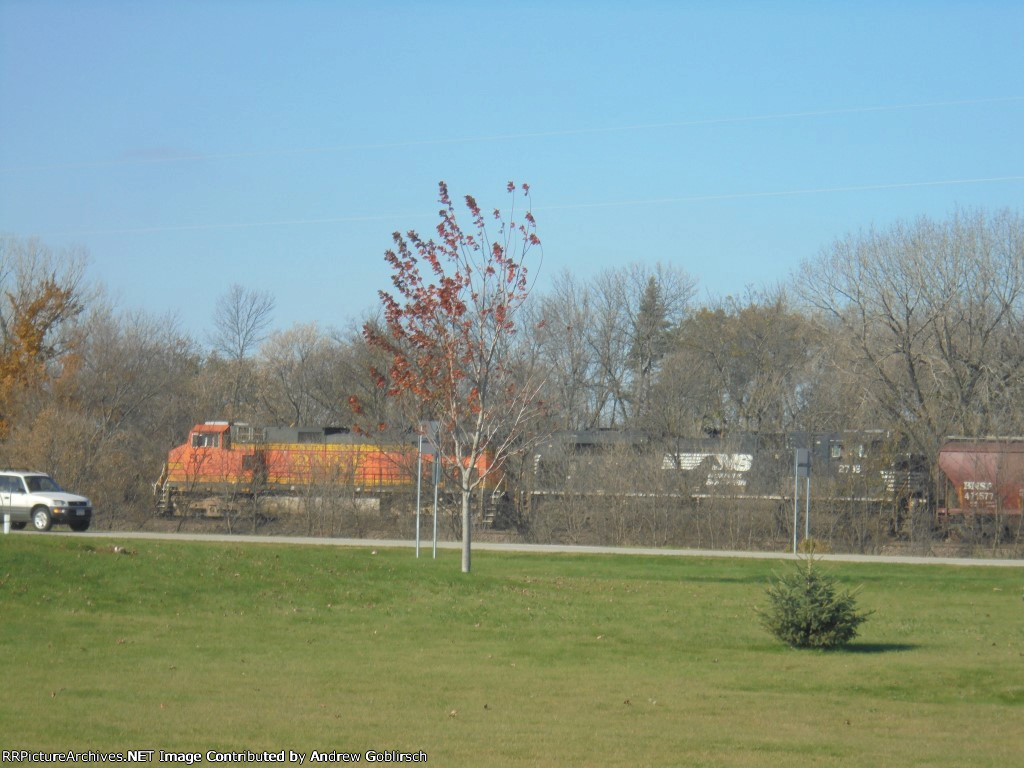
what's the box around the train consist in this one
[156,422,1023,531]
[154,422,493,516]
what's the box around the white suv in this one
[0,471,93,532]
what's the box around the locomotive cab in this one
[191,424,229,449]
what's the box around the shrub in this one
[798,537,831,554]
[759,557,871,649]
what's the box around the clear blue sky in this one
[2,0,1022,340]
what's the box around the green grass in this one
[1,536,1022,767]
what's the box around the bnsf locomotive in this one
[154,422,493,517]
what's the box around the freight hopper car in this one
[155,422,495,517]
[937,438,1024,517]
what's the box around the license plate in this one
[76,510,86,516]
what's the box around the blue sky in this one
[2,0,1022,340]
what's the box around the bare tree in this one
[208,284,275,418]
[658,289,816,436]
[257,323,336,426]
[530,264,694,430]
[209,284,275,360]
[529,271,600,429]
[795,208,1024,455]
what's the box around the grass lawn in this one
[1,534,1022,767]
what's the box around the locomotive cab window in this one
[192,432,220,449]
[830,444,842,460]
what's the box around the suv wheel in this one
[31,506,53,532]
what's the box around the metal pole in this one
[415,434,422,558]
[793,451,799,555]
[432,453,440,559]
[805,475,811,543]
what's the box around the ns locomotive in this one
[531,429,928,507]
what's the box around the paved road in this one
[38,529,1024,567]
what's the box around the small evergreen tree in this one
[759,558,871,649]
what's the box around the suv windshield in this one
[25,475,62,493]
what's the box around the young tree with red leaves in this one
[362,181,542,573]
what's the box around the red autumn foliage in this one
[362,180,538,427]
[359,181,543,572]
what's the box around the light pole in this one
[794,447,811,554]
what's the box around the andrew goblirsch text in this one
[2,750,428,764]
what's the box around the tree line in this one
[1,206,1022,539]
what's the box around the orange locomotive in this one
[154,422,495,516]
